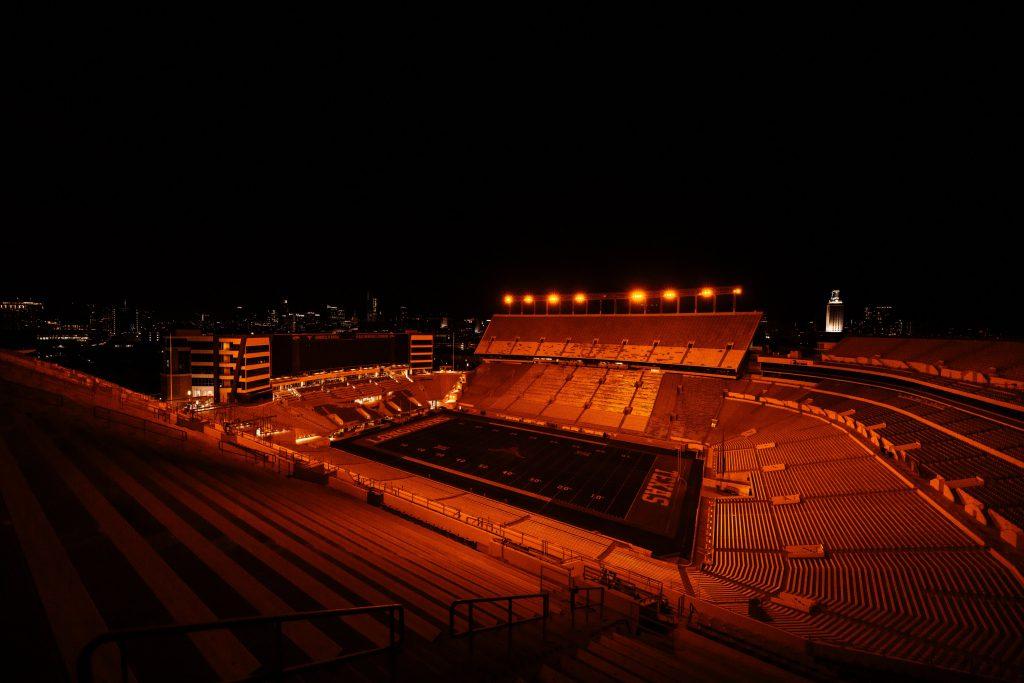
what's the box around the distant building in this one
[0,300,44,329]
[408,334,434,373]
[165,332,272,405]
[366,292,380,322]
[326,305,346,327]
[826,290,844,333]
[0,300,44,347]
[861,304,911,337]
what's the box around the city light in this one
[573,293,586,304]
[700,287,714,298]
[662,289,678,301]
[503,294,514,305]
[630,289,646,302]
[523,294,535,304]
[547,293,560,305]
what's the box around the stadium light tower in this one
[522,294,535,314]
[573,292,586,315]
[696,287,714,312]
[546,293,560,315]
[629,289,646,314]
[731,287,742,312]
[662,289,679,313]
[503,294,514,314]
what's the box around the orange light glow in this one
[629,289,646,302]
[523,294,535,305]
[547,293,560,305]
[503,294,514,305]
[732,287,743,295]
[700,287,714,298]
[573,293,586,304]
[662,289,678,301]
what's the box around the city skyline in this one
[1,281,1013,339]
[8,16,1020,336]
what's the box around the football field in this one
[347,413,703,553]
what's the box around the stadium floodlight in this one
[700,287,714,298]
[572,292,586,315]
[547,293,560,305]
[628,289,647,315]
[523,294,535,304]
[662,288,680,313]
[503,294,514,305]
[732,287,742,295]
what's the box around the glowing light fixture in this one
[662,289,678,301]
[629,289,646,302]
[503,294,514,305]
[547,293,560,305]
[523,294,535,304]
[573,293,586,304]
[700,287,714,298]
[732,287,743,295]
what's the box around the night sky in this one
[7,13,1021,333]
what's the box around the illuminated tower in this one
[826,290,844,333]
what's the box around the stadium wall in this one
[271,332,412,377]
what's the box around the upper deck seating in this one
[825,337,1024,382]
[476,313,761,373]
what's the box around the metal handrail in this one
[569,585,605,627]
[77,604,405,683]
[584,565,664,604]
[93,405,187,441]
[448,593,549,656]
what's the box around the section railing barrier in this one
[77,604,405,683]
[217,440,293,476]
[448,593,549,657]
[93,406,186,441]
[569,586,604,627]
[345,470,585,563]
[0,351,169,420]
[583,565,664,607]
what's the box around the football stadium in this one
[3,288,1024,681]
